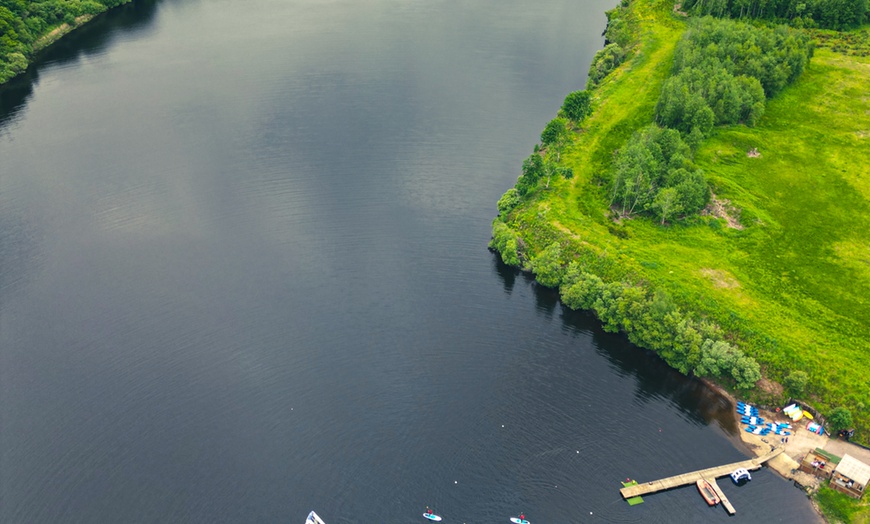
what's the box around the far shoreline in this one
[0,1,133,87]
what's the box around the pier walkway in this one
[619,447,784,515]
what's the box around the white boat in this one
[306,511,327,524]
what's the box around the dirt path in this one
[824,437,870,465]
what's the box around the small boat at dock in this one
[696,479,720,506]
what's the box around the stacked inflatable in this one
[783,403,804,422]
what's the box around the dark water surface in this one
[1,1,820,522]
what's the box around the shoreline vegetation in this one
[492,0,869,518]
[0,0,133,85]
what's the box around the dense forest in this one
[683,0,868,28]
[0,0,130,83]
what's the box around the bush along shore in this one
[491,0,870,456]
[0,0,133,84]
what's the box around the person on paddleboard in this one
[520,513,525,520]
[426,506,433,515]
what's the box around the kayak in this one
[510,519,530,524]
[424,513,443,522]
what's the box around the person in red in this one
[426,506,433,515]
[519,513,526,521]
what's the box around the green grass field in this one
[503,0,870,439]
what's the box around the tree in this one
[530,242,564,288]
[828,407,853,431]
[783,370,809,397]
[540,117,570,149]
[587,43,625,88]
[731,355,761,389]
[561,270,605,310]
[516,153,545,195]
[489,221,521,266]
[652,187,682,224]
[497,188,521,216]
[561,90,592,122]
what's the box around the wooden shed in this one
[831,454,870,499]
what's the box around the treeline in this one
[489,227,762,389]
[682,0,868,29]
[0,0,131,83]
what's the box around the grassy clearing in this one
[815,483,870,523]
[503,0,870,438]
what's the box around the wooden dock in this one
[620,447,784,515]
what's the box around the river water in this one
[0,1,820,522]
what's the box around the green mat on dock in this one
[621,480,644,506]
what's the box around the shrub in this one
[531,242,564,288]
[489,221,522,266]
[540,117,570,148]
[783,370,810,396]
[587,44,625,88]
[828,407,853,431]
[497,188,521,216]
[561,90,592,122]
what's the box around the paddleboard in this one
[510,519,530,524]
[306,511,327,524]
[423,513,442,522]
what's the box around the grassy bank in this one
[494,0,870,443]
[816,483,870,523]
